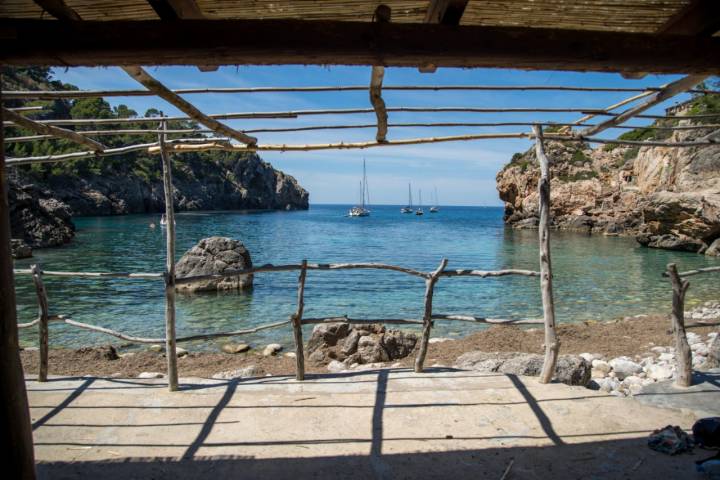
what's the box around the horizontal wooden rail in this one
[62,317,165,344]
[431,314,544,325]
[174,320,291,342]
[306,262,429,278]
[661,265,720,278]
[17,318,40,329]
[4,85,718,100]
[301,316,425,325]
[439,268,540,278]
[174,263,304,285]
[14,269,163,280]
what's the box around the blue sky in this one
[51,66,692,206]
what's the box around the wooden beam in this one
[369,5,390,142]
[667,263,693,387]
[579,75,707,137]
[533,125,559,384]
[32,0,81,21]
[420,0,469,72]
[121,66,257,145]
[2,20,719,74]
[414,258,448,373]
[2,107,105,152]
[0,78,37,480]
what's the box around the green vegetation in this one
[571,149,589,165]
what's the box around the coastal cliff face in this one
[9,153,309,250]
[496,118,720,255]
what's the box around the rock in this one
[9,179,75,248]
[284,352,296,358]
[591,359,611,373]
[642,233,706,253]
[658,352,675,362]
[686,332,703,345]
[341,330,361,356]
[176,347,188,357]
[212,365,259,380]
[137,372,165,379]
[706,238,720,256]
[327,360,346,373]
[647,364,674,381]
[596,377,620,393]
[591,368,608,379]
[10,239,32,259]
[263,343,283,356]
[455,351,591,386]
[429,337,454,344]
[608,357,643,380]
[175,237,253,292]
[307,323,351,359]
[76,345,119,361]
[622,375,643,387]
[650,346,668,354]
[221,343,251,354]
[149,344,163,352]
[692,343,709,356]
[628,384,643,396]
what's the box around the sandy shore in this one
[20,314,718,379]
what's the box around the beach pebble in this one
[596,377,620,393]
[591,369,607,379]
[647,364,674,381]
[591,359,611,373]
[118,352,136,359]
[628,384,643,396]
[650,346,668,354]
[221,343,250,354]
[175,347,188,357]
[429,338,454,344]
[622,375,643,387]
[263,344,283,356]
[658,352,675,362]
[691,343,709,356]
[137,372,165,379]
[284,352,296,358]
[608,357,643,380]
[327,360,346,373]
[686,332,703,346]
[212,365,259,380]
[149,344,163,352]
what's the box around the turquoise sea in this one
[13,205,720,350]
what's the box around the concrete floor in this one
[27,368,716,479]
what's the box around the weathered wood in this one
[419,0,469,72]
[658,0,720,36]
[7,121,720,144]
[174,320,290,342]
[580,75,708,137]
[292,260,308,381]
[13,268,163,279]
[439,268,540,278]
[431,314,544,325]
[2,107,105,152]
[175,263,304,285]
[3,20,720,74]
[0,88,37,479]
[147,0,204,20]
[573,90,655,126]
[32,0,81,21]
[301,317,424,326]
[415,258,449,373]
[369,66,388,142]
[667,263,693,387]
[16,319,40,329]
[534,126,560,384]
[307,262,429,278]
[159,121,178,392]
[29,265,49,382]
[5,85,717,100]
[62,317,165,344]
[122,66,257,145]
[663,265,720,278]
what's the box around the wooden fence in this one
[664,264,720,387]
[15,260,547,384]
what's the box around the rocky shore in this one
[20,302,720,401]
[496,113,720,255]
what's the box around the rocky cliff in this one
[9,152,309,250]
[496,116,720,255]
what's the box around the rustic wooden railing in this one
[663,263,720,387]
[15,259,545,384]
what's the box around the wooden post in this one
[533,125,560,384]
[0,79,37,478]
[414,258,448,373]
[159,119,179,391]
[292,259,308,380]
[30,265,49,382]
[666,263,692,387]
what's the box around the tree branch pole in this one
[30,265,49,382]
[0,78,37,479]
[292,260,308,380]
[159,119,179,391]
[414,258,449,373]
[533,125,560,384]
[667,263,692,387]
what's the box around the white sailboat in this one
[430,186,440,213]
[415,189,424,216]
[348,159,371,217]
[401,183,413,213]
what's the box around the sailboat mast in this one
[408,183,413,208]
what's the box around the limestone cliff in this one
[496,117,720,255]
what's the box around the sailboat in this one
[401,183,413,213]
[430,186,440,213]
[348,159,371,217]
[415,189,424,215]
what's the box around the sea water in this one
[13,205,720,349]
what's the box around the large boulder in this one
[175,236,253,292]
[455,351,591,386]
[10,239,32,259]
[307,322,417,365]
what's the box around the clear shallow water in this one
[14,205,720,350]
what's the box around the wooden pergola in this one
[1,1,720,478]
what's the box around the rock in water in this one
[175,237,253,292]
[221,343,251,354]
[10,239,32,259]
